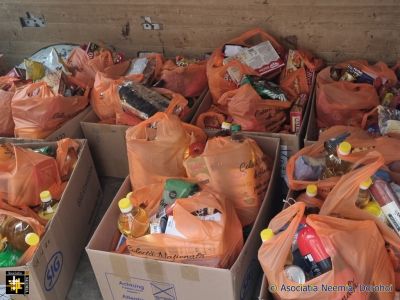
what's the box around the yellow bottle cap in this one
[118,198,132,213]
[363,201,382,217]
[40,190,52,203]
[25,233,40,246]
[126,192,132,199]
[360,177,373,190]
[306,184,318,197]
[221,122,232,130]
[338,141,352,156]
[260,228,274,242]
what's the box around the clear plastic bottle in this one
[118,198,149,238]
[323,141,352,178]
[1,218,34,252]
[38,191,58,221]
[297,184,324,213]
[0,233,39,267]
[356,178,373,208]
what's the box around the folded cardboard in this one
[304,88,318,147]
[0,139,102,300]
[80,89,208,178]
[86,134,280,300]
[191,86,314,181]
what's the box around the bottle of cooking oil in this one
[118,198,149,238]
[356,178,373,208]
[1,217,34,252]
[38,190,58,221]
[323,141,352,178]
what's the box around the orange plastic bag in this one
[126,190,243,268]
[56,138,80,181]
[319,153,400,290]
[218,83,291,132]
[0,208,45,265]
[279,49,324,100]
[316,60,397,129]
[286,127,392,197]
[0,76,19,137]
[184,136,271,226]
[207,28,285,103]
[126,113,207,190]
[0,143,62,208]
[258,202,395,300]
[11,81,89,139]
[67,47,129,88]
[160,59,208,98]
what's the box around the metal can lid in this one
[284,265,306,284]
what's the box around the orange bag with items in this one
[319,152,400,290]
[160,59,208,98]
[207,28,285,103]
[0,143,62,208]
[126,112,207,190]
[0,209,45,265]
[126,190,243,268]
[67,47,129,88]
[258,202,395,300]
[11,81,89,139]
[286,127,392,197]
[218,83,291,132]
[0,76,18,137]
[316,60,397,129]
[279,49,324,100]
[184,136,271,226]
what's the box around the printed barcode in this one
[388,214,400,231]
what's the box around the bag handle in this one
[361,106,378,129]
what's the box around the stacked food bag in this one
[0,138,80,267]
[0,42,133,139]
[195,28,323,134]
[258,122,400,298]
[107,112,273,268]
[90,51,208,126]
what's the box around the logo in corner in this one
[5,271,29,295]
[44,251,63,291]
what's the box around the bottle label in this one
[381,202,400,233]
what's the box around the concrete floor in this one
[66,177,264,300]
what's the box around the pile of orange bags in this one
[0,138,80,265]
[196,28,323,133]
[119,113,272,268]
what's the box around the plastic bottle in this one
[323,141,352,178]
[297,225,332,278]
[260,228,274,242]
[118,198,149,238]
[0,233,39,267]
[1,218,34,252]
[38,191,58,221]
[356,178,373,208]
[297,185,324,213]
[370,179,400,236]
[362,200,387,223]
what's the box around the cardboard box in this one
[80,89,208,178]
[191,87,314,181]
[86,135,280,300]
[0,139,102,300]
[304,88,318,147]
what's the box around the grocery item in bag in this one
[258,202,395,300]
[0,143,62,207]
[126,113,207,190]
[0,76,19,137]
[11,81,89,139]
[184,135,271,226]
[126,190,243,268]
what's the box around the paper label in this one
[381,201,400,234]
[165,216,186,239]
